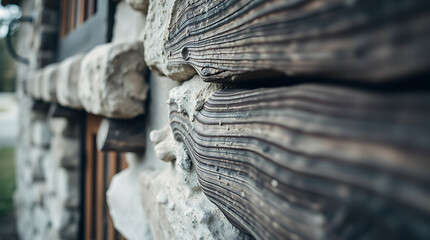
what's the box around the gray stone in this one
[125,0,149,13]
[113,1,146,43]
[150,125,176,162]
[41,63,58,102]
[31,120,51,147]
[27,70,44,99]
[140,165,247,240]
[31,182,45,205]
[56,54,85,109]
[29,147,45,180]
[46,196,79,239]
[50,135,80,168]
[107,163,153,240]
[50,118,80,139]
[79,41,148,118]
[56,168,80,208]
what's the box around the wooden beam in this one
[96,116,146,153]
[165,0,430,82]
[48,103,83,119]
[31,100,51,113]
[169,84,430,239]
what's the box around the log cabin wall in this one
[11,0,430,240]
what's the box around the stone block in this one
[56,168,80,208]
[140,166,247,240]
[79,41,148,118]
[50,135,80,168]
[125,0,149,13]
[50,118,80,139]
[33,205,51,240]
[46,196,79,239]
[32,182,45,205]
[29,147,45,180]
[149,125,175,162]
[31,120,51,147]
[41,63,58,102]
[56,54,85,109]
[41,151,58,196]
[28,70,43,99]
[113,1,146,43]
[107,167,153,240]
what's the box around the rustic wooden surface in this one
[96,115,146,153]
[169,84,430,239]
[31,100,51,113]
[165,0,430,82]
[85,114,127,240]
[49,103,83,119]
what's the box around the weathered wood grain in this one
[165,0,430,82]
[169,84,430,239]
[49,104,83,119]
[96,116,146,153]
[31,100,51,113]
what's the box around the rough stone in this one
[56,168,80,207]
[31,120,51,147]
[149,125,176,162]
[140,164,248,240]
[168,75,221,121]
[113,1,147,43]
[28,70,44,99]
[56,54,85,109]
[41,63,58,102]
[141,122,246,240]
[79,41,148,118]
[50,135,80,168]
[107,159,153,240]
[50,118,80,139]
[46,196,79,239]
[33,205,51,240]
[143,0,196,80]
[29,147,45,180]
[125,0,149,13]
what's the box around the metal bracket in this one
[6,16,33,64]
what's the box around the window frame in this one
[57,0,116,61]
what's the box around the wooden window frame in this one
[57,0,116,61]
[84,114,127,240]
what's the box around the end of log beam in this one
[48,104,84,119]
[96,115,146,153]
[164,0,430,82]
[169,84,430,240]
[31,100,51,113]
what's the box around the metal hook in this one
[6,16,33,64]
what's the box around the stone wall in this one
[13,0,430,240]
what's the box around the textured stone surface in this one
[150,125,176,162]
[56,168,80,207]
[50,118,80,138]
[29,70,43,99]
[31,119,51,147]
[41,63,58,102]
[113,1,147,43]
[56,54,85,109]
[29,147,45,180]
[140,122,248,240]
[79,41,148,118]
[50,135,80,168]
[143,0,195,80]
[140,164,248,240]
[168,75,221,122]
[125,0,148,13]
[107,158,153,240]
